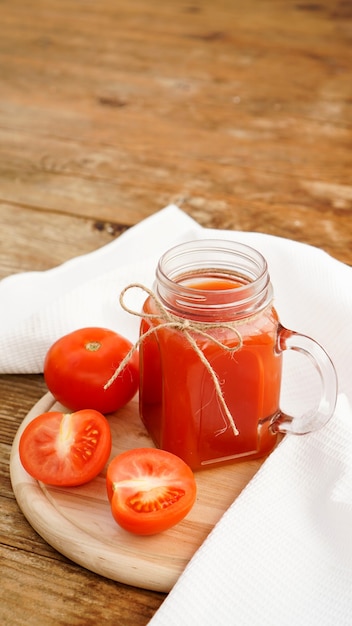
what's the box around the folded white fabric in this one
[1,204,351,387]
[148,393,352,626]
[2,205,352,624]
[0,205,201,373]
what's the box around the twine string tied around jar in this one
[104,282,249,436]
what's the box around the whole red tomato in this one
[44,327,139,414]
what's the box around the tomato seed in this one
[127,487,185,513]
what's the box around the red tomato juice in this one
[139,276,282,470]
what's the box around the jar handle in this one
[272,325,337,435]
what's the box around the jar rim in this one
[155,239,273,320]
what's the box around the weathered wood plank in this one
[0,204,128,278]
[0,0,350,261]
[0,544,164,626]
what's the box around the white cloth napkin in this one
[0,205,201,373]
[2,205,352,624]
[148,393,352,626]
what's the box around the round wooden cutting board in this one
[10,392,265,592]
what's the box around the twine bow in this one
[105,283,244,436]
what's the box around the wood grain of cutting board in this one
[10,392,267,592]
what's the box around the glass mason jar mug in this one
[139,240,337,471]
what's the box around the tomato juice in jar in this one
[139,240,283,470]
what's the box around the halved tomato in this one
[19,410,112,487]
[106,448,197,535]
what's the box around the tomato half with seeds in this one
[106,448,197,535]
[44,327,139,414]
[19,410,112,487]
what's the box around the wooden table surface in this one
[1,1,351,624]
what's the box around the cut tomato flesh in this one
[19,410,112,487]
[127,485,186,513]
[106,448,197,535]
